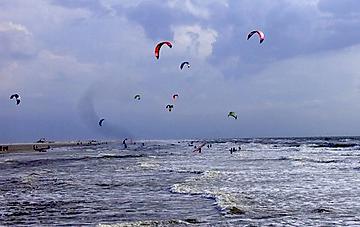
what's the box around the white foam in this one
[138,160,160,169]
[171,170,244,211]
[97,219,185,227]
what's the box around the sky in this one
[1,0,360,142]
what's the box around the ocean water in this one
[1,137,360,226]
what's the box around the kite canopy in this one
[172,94,179,100]
[10,94,19,99]
[247,30,265,44]
[155,41,172,59]
[228,112,238,119]
[166,104,174,112]
[99,118,105,126]
[180,61,190,70]
[10,93,21,105]
[134,94,141,100]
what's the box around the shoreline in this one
[0,140,108,154]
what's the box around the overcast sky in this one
[1,0,360,142]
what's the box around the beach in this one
[0,140,108,154]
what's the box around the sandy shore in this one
[0,140,108,154]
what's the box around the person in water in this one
[123,139,128,149]
[230,147,237,154]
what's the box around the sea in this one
[1,137,360,226]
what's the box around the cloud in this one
[0,21,35,61]
[1,0,360,141]
[172,24,218,59]
[0,21,31,35]
[318,0,360,15]
[168,0,210,19]
[0,1,152,142]
[168,0,229,19]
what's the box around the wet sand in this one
[0,140,107,154]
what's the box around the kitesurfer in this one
[123,138,128,149]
